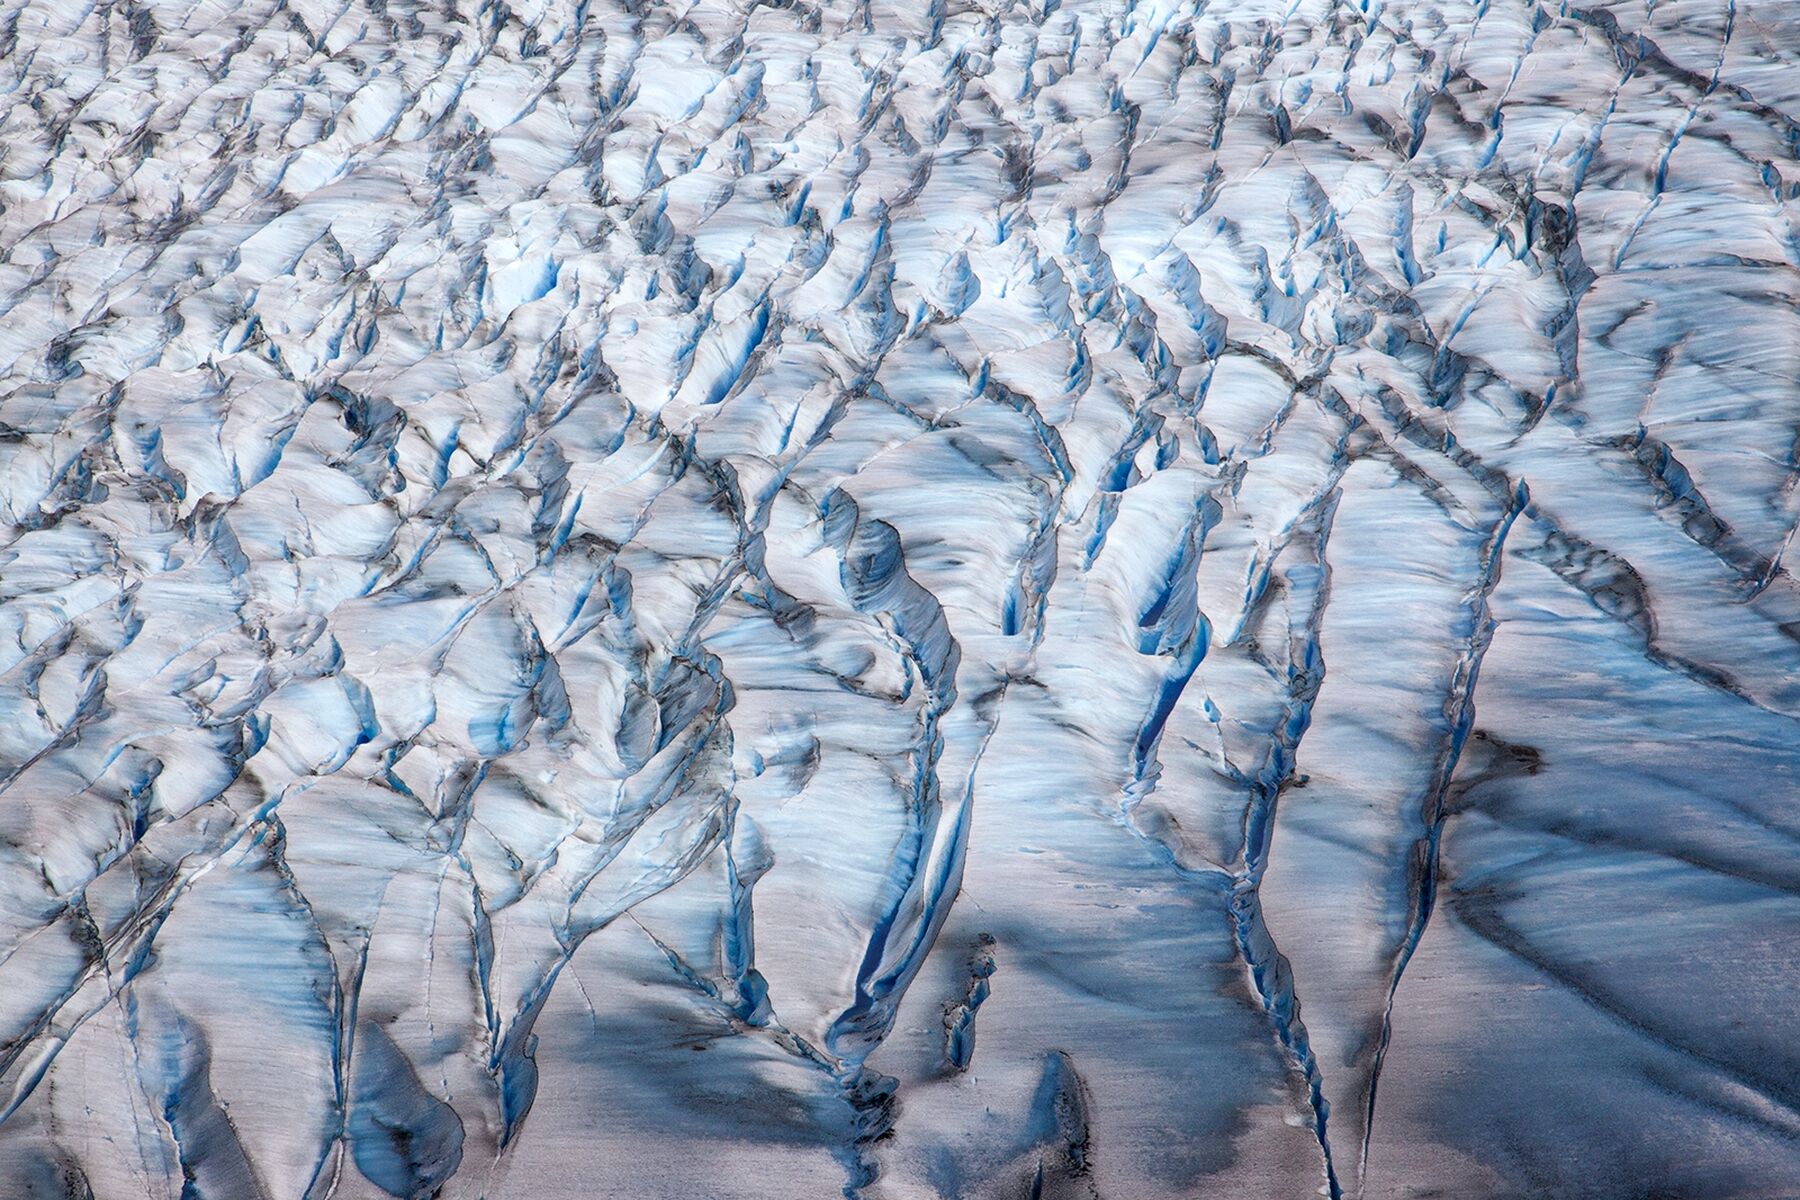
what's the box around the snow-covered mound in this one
[3,0,1800,1196]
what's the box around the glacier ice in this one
[4,0,1800,1196]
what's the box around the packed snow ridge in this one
[4,0,1800,1196]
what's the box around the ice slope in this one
[3,0,1800,1196]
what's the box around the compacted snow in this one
[3,0,1800,1196]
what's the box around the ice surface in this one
[3,0,1800,1196]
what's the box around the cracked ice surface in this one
[4,0,1800,1195]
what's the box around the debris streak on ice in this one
[3,0,1800,1196]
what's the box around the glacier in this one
[3,0,1800,1196]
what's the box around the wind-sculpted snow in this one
[3,0,1800,1195]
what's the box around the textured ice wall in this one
[4,0,1800,1196]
